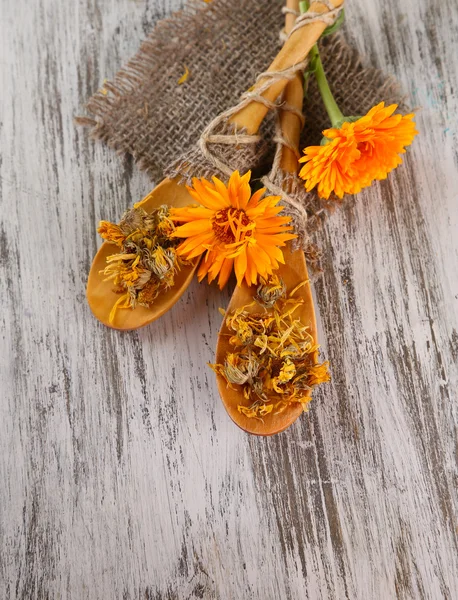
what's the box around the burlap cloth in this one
[77,0,403,264]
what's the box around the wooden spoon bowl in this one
[87,178,198,330]
[215,245,318,436]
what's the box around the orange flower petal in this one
[170,206,213,222]
[172,219,211,237]
[218,257,234,289]
[234,248,248,286]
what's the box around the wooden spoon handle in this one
[278,73,305,173]
[276,0,306,173]
[230,0,343,134]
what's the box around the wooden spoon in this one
[87,0,342,329]
[87,178,197,330]
[216,0,318,435]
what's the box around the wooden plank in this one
[0,0,457,598]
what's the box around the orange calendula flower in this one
[299,102,418,199]
[170,170,296,289]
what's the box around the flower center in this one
[356,139,375,156]
[212,208,252,244]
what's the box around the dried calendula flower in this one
[255,273,286,308]
[98,222,126,247]
[210,280,330,420]
[98,205,189,323]
[272,358,296,393]
[212,352,260,386]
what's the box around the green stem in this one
[299,1,345,127]
[311,48,345,126]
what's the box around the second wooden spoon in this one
[216,0,318,435]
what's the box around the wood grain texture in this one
[0,0,457,598]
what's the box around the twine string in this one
[281,6,300,16]
[198,62,308,177]
[279,5,301,41]
[290,4,343,36]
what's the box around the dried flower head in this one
[170,170,296,289]
[98,222,126,247]
[98,205,187,323]
[219,352,261,386]
[299,102,418,199]
[255,274,287,308]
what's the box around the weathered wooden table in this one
[1,0,457,598]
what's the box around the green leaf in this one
[299,0,309,14]
[322,10,345,37]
